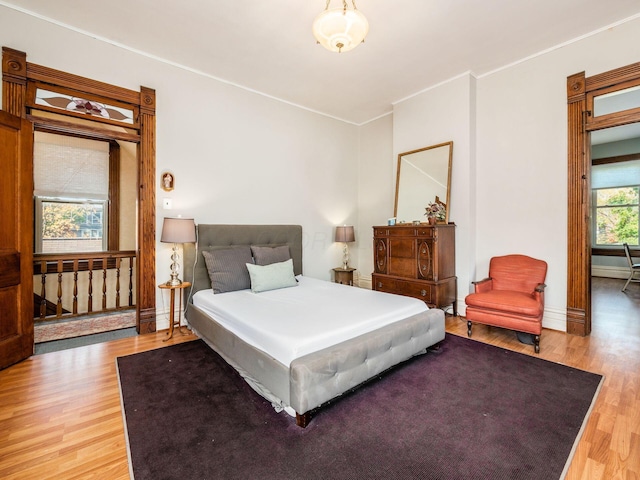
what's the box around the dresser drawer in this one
[388,227,417,236]
[373,275,396,293]
[396,280,433,303]
[373,276,433,303]
[415,227,434,238]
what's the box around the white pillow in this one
[245,258,298,293]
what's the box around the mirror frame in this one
[394,141,453,224]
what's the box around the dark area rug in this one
[117,334,603,480]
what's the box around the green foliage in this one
[42,202,101,239]
[595,187,639,246]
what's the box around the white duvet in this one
[192,275,428,366]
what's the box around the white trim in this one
[542,306,567,333]
[392,71,477,106]
[592,265,630,279]
[477,12,640,79]
[357,274,372,290]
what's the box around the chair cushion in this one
[489,255,547,294]
[465,290,543,318]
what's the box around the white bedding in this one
[192,275,428,366]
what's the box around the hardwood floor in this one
[0,278,638,479]
[0,330,197,479]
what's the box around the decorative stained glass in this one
[35,88,134,124]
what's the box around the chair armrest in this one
[535,283,547,293]
[533,283,546,304]
[471,277,492,293]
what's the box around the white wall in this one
[0,6,359,329]
[475,16,640,331]
[4,5,640,333]
[355,114,394,287]
[391,74,476,316]
[364,17,640,331]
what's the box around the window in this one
[593,187,639,246]
[592,153,640,247]
[33,132,110,253]
[36,197,108,253]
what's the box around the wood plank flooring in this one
[1,278,639,479]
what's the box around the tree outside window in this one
[38,199,107,253]
[594,186,639,246]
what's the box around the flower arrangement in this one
[424,201,446,221]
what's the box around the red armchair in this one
[465,254,547,353]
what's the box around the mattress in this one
[192,275,429,366]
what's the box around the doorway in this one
[1,47,157,369]
[589,123,640,332]
[32,130,139,346]
[567,62,640,337]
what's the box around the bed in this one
[184,224,446,427]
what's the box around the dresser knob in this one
[421,289,427,296]
[378,282,382,288]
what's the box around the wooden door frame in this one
[2,47,157,334]
[566,62,640,336]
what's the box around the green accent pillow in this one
[245,258,298,293]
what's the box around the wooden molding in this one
[567,72,585,104]
[585,61,640,92]
[592,152,640,165]
[2,47,157,335]
[566,62,640,336]
[1,47,26,117]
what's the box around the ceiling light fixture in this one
[312,0,369,53]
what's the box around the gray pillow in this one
[251,245,291,266]
[202,247,253,293]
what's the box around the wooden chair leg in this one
[467,320,472,337]
[534,335,540,354]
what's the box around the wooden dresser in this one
[372,224,457,315]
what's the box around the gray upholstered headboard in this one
[183,224,303,302]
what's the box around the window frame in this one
[32,131,121,253]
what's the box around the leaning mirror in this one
[394,141,453,224]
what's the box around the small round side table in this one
[158,281,191,341]
[332,267,356,286]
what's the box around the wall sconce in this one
[335,225,355,269]
[160,217,196,286]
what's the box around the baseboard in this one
[542,306,567,332]
[357,273,372,290]
[591,265,628,279]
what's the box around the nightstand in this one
[332,267,356,286]
[158,281,191,341]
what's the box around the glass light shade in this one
[313,6,369,53]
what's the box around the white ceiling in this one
[3,0,640,125]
